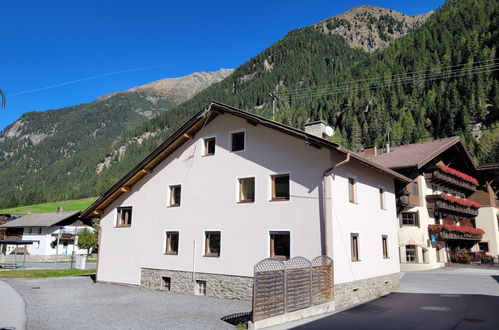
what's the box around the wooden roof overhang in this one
[82,101,411,218]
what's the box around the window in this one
[479,242,489,252]
[270,231,290,260]
[271,174,290,201]
[379,188,386,210]
[348,177,357,203]
[351,233,359,261]
[401,212,418,226]
[239,177,255,203]
[382,235,389,259]
[412,181,419,195]
[162,277,171,291]
[196,280,206,296]
[165,232,179,255]
[231,131,245,152]
[169,185,181,207]
[116,207,132,227]
[405,245,416,263]
[204,231,221,257]
[203,137,215,156]
[37,227,42,235]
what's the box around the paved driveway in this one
[280,268,499,330]
[3,276,251,330]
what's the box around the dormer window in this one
[231,131,245,152]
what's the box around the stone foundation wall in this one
[334,273,400,309]
[140,268,253,300]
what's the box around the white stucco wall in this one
[22,225,91,256]
[475,207,499,258]
[97,114,400,286]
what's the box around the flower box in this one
[437,163,479,186]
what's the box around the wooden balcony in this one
[438,230,482,241]
[426,195,479,217]
[426,169,477,193]
[429,224,483,241]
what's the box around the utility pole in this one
[0,88,5,108]
[269,92,277,121]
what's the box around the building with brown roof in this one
[364,138,499,270]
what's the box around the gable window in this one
[165,231,179,255]
[382,235,389,259]
[203,137,216,156]
[379,188,386,210]
[204,231,221,257]
[405,245,416,263]
[270,231,290,260]
[116,207,132,227]
[169,185,181,207]
[351,233,359,261]
[348,177,357,203]
[231,131,245,152]
[239,177,255,203]
[271,174,290,201]
[401,212,418,226]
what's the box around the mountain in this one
[315,5,431,52]
[97,69,234,104]
[0,69,233,207]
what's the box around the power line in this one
[273,60,499,100]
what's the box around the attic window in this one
[204,137,216,156]
[231,131,245,152]
[116,207,132,227]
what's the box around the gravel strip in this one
[6,276,251,330]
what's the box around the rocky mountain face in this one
[97,68,234,104]
[314,5,432,52]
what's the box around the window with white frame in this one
[165,231,179,255]
[239,177,255,203]
[116,207,132,227]
[204,231,221,257]
[230,131,245,152]
[271,174,290,201]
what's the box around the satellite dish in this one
[324,126,334,137]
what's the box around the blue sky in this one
[0,0,444,130]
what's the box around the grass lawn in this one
[0,197,96,214]
[0,268,95,278]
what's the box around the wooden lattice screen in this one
[252,256,333,322]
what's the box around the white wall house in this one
[83,101,409,308]
[0,211,92,259]
[364,138,499,270]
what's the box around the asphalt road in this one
[287,268,499,330]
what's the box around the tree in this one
[77,229,97,255]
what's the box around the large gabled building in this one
[83,101,410,309]
[364,137,499,271]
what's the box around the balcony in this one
[426,194,480,217]
[427,163,478,193]
[429,224,484,241]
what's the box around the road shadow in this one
[491,275,499,283]
[290,293,499,330]
[221,311,252,326]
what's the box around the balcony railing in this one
[428,169,477,193]
[429,224,484,241]
[426,195,479,217]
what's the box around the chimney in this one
[304,121,328,138]
[364,146,378,157]
[57,207,64,213]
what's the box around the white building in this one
[0,211,92,258]
[83,101,410,308]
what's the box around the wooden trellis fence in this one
[252,256,333,322]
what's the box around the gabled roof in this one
[0,211,80,228]
[82,101,410,218]
[364,137,477,170]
